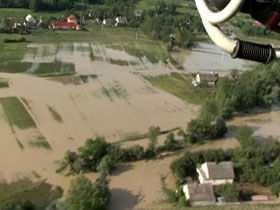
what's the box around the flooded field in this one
[0,42,197,209]
[0,39,280,209]
[173,42,255,75]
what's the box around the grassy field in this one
[0,8,64,18]
[0,97,36,129]
[145,72,210,105]
[0,178,62,209]
[0,78,9,88]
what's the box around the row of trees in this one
[57,127,179,176]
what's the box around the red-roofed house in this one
[52,14,80,30]
[67,14,78,24]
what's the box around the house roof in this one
[68,14,77,20]
[53,22,79,27]
[197,73,216,82]
[186,183,216,203]
[206,162,235,180]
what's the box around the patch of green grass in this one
[123,43,144,58]
[29,136,52,150]
[0,61,75,76]
[48,106,63,123]
[0,8,65,18]
[0,178,62,209]
[0,61,32,73]
[33,61,75,77]
[0,97,36,129]
[109,58,129,66]
[145,72,210,105]
[0,78,9,88]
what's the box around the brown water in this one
[0,42,279,209]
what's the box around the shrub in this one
[215,184,239,202]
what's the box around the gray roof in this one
[206,162,235,180]
[187,183,216,203]
[198,73,216,82]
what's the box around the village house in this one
[183,183,216,205]
[134,9,144,17]
[102,18,114,25]
[195,72,218,86]
[115,16,128,26]
[52,14,80,30]
[197,162,235,186]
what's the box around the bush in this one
[215,184,239,202]
[164,132,176,151]
[4,37,27,43]
[170,152,196,179]
[270,182,280,195]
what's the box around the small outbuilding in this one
[197,162,235,186]
[196,72,218,86]
[183,183,216,205]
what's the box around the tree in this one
[65,175,110,210]
[147,126,160,152]
[97,155,115,176]
[164,132,176,151]
[215,184,239,202]
[170,152,196,179]
[2,201,36,210]
[78,137,109,171]
[270,182,280,195]
[187,118,215,142]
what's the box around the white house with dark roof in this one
[183,183,216,205]
[197,162,235,185]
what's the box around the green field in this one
[145,72,210,105]
[0,97,36,129]
[0,178,62,209]
[0,78,9,88]
[0,8,64,18]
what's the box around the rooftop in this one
[206,162,235,180]
[185,183,216,203]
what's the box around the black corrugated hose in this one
[231,39,276,63]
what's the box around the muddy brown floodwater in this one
[0,42,279,210]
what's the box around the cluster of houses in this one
[183,161,235,205]
[0,9,144,33]
[182,161,270,205]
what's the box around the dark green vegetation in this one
[0,178,63,209]
[62,175,110,210]
[0,97,36,129]
[215,184,239,202]
[146,72,210,105]
[57,127,181,176]
[0,78,9,88]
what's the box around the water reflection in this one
[183,42,255,74]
